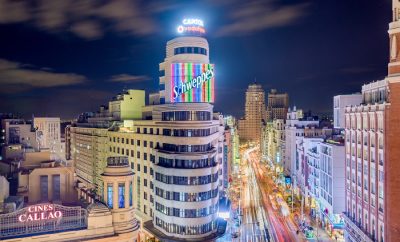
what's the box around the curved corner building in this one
[150,19,223,240]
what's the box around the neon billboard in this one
[171,63,215,103]
[177,18,205,35]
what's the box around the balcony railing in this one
[342,212,375,242]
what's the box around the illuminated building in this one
[101,156,139,234]
[265,89,289,121]
[65,18,225,241]
[109,90,145,120]
[33,117,61,151]
[0,154,139,241]
[317,140,345,239]
[159,18,213,104]
[342,1,400,241]
[333,94,362,129]
[238,83,266,143]
[261,119,285,175]
[69,90,145,196]
[0,119,38,166]
[284,107,319,176]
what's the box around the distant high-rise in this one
[238,83,265,142]
[265,89,289,121]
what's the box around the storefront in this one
[320,208,345,240]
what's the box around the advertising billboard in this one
[171,63,215,103]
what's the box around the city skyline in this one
[0,0,391,119]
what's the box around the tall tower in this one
[159,19,214,104]
[101,156,139,234]
[238,83,265,142]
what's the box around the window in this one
[144,192,148,200]
[150,141,154,148]
[137,164,141,171]
[137,140,141,146]
[174,46,207,56]
[52,175,60,201]
[122,138,125,144]
[144,128,147,134]
[150,128,153,134]
[107,183,113,208]
[144,153,147,160]
[137,128,140,133]
[144,141,147,147]
[144,178,148,187]
[144,166,147,174]
[129,181,133,206]
[130,150,134,157]
[40,175,48,201]
[118,183,125,208]
[137,151,140,158]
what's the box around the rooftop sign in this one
[177,18,205,35]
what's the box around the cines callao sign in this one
[18,204,62,222]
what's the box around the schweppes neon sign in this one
[173,68,214,100]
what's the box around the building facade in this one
[333,94,362,129]
[284,107,320,177]
[238,83,266,143]
[343,1,400,241]
[266,89,289,121]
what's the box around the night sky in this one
[0,0,391,119]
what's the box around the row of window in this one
[162,111,211,121]
[155,172,218,185]
[155,202,218,218]
[155,187,218,202]
[174,46,207,56]
[155,217,216,235]
[161,143,212,153]
[162,128,211,137]
[106,182,133,209]
[157,157,216,169]
[40,175,60,201]
[109,137,155,148]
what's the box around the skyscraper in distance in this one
[238,83,266,143]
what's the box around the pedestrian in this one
[335,234,338,241]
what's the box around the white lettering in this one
[18,204,63,223]
[183,19,204,27]
[173,67,214,100]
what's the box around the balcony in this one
[342,212,374,242]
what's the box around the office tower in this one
[266,89,289,121]
[238,83,266,142]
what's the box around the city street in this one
[224,146,337,242]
